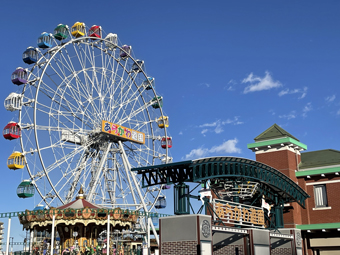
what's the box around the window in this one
[314,185,328,208]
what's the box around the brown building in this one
[248,124,340,255]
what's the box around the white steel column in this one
[107,214,110,255]
[5,217,11,255]
[118,141,137,204]
[118,141,159,246]
[50,215,55,255]
[87,142,112,201]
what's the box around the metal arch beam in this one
[132,156,309,208]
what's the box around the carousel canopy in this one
[57,187,100,210]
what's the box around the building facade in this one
[248,124,340,255]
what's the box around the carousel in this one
[19,188,141,255]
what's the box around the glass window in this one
[314,185,328,208]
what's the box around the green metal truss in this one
[132,156,309,208]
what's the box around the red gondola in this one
[161,137,172,149]
[3,122,21,140]
[89,25,102,39]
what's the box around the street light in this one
[10,237,13,255]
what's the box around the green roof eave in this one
[295,166,340,177]
[247,137,307,150]
[296,222,340,230]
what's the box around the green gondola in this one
[17,180,35,198]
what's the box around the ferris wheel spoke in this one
[87,142,112,202]
[43,140,92,175]
[118,100,154,125]
[65,154,89,203]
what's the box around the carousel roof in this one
[57,187,100,209]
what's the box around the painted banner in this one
[213,199,265,228]
[101,120,145,144]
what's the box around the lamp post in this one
[10,237,13,255]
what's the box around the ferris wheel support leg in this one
[118,141,160,246]
[5,217,11,255]
[118,141,137,205]
[87,143,112,202]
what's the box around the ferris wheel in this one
[4,23,172,214]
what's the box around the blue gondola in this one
[37,32,53,49]
[152,214,159,226]
[155,196,166,209]
[23,47,38,64]
[132,60,144,73]
[33,204,45,211]
[143,77,154,90]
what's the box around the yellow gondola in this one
[157,116,169,128]
[7,151,25,170]
[71,22,86,38]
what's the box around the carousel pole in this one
[107,214,110,255]
[5,217,11,255]
[50,214,56,255]
[30,229,34,254]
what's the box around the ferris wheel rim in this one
[17,34,170,209]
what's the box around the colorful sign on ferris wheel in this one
[101,120,145,144]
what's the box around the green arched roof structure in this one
[132,156,309,208]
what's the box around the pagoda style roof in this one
[299,149,340,169]
[254,124,299,142]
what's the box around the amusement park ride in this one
[3,21,174,252]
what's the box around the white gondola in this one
[104,33,118,49]
[4,93,22,111]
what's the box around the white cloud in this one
[337,109,340,115]
[225,80,236,91]
[209,139,242,154]
[199,83,211,88]
[279,111,296,120]
[184,147,209,159]
[302,102,312,117]
[278,87,308,99]
[222,116,243,125]
[325,95,336,103]
[242,71,282,93]
[179,131,183,135]
[199,117,243,135]
[201,129,208,136]
[184,138,241,160]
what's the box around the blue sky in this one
[0,0,339,246]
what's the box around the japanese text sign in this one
[101,120,145,144]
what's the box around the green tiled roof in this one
[254,124,299,142]
[299,149,340,169]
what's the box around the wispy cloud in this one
[242,71,282,94]
[325,95,336,103]
[302,102,312,118]
[184,138,241,160]
[179,131,183,135]
[199,83,211,88]
[279,111,297,120]
[225,79,237,91]
[337,109,340,115]
[201,129,208,136]
[278,87,308,99]
[199,117,243,135]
